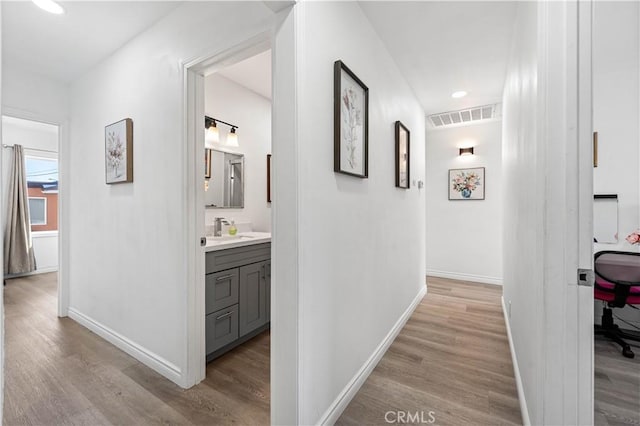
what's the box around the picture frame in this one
[334,60,369,178]
[395,121,410,189]
[105,118,133,184]
[205,149,212,179]
[267,154,272,203]
[448,167,485,200]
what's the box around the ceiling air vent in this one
[428,104,501,129]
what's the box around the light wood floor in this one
[20,274,640,426]
[338,277,522,426]
[594,335,640,425]
[3,273,270,425]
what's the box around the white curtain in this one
[4,144,36,275]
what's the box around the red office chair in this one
[594,251,640,358]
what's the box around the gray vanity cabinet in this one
[205,243,270,362]
[238,262,268,336]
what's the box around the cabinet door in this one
[205,269,239,314]
[265,260,271,322]
[238,262,267,336]
[206,304,239,354]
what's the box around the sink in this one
[207,234,254,242]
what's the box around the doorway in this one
[183,33,274,422]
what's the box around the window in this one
[25,155,58,231]
[28,197,47,225]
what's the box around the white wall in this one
[294,3,426,424]
[204,73,271,232]
[425,121,502,285]
[1,116,59,275]
[2,61,69,124]
[66,2,277,387]
[502,4,542,422]
[593,1,640,325]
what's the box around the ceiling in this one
[2,1,516,115]
[2,1,182,84]
[359,1,517,115]
[217,50,272,100]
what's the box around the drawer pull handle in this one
[216,274,234,282]
[216,311,233,321]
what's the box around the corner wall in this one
[425,121,503,285]
[501,2,542,424]
[295,3,426,423]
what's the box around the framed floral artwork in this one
[449,167,485,200]
[395,121,410,189]
[105,118,133,184]
[334,60,368,178]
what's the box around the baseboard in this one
[317,284,428,425]
[426,269,503,286]
[68,308,182,385]
[501,296,531,426]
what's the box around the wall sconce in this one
[459,147,474,156]
[205,119,219,149]
[205,115,239,148]
[226,127,239,148]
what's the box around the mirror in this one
[594,194,618,243]
[205,149,244,208]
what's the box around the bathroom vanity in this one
[204,233,271,362]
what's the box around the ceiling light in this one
[226,128,239,148]
[32,0,65,14]
[451,91,467,99]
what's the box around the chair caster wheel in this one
[622,346,635,359]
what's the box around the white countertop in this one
[204,232,271,252]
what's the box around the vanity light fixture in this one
[226,127,239,148]
[32,0,65,14]
[451,91,467,99]
[459,147,474,156]
[205,116,239,148]
[205,119,219,148]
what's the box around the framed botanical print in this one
[105,118,133,184]
[334,60,369,178]
[395,121,410,189]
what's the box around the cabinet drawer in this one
[206,243,271,274]
[206,304,239,355]
[206,269,239,314]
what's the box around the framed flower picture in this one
[395,121,410,189]
[448,167,485,200]
[105,118,133,184]
[334,60,369,178]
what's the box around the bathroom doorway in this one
[183,33,274,422]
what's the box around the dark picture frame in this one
[105,118,133,184]
[395,121,410,189]
[448,167,485,200]
[267,154,272,203]
[205,149,212,178]
[334,60,369,178]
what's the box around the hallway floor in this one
[337,276,522,425]
[594,336,640,425]
[3,273,269,425]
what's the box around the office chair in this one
[594,250,640,358]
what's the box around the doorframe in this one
[1,107,70,318]
[181,32,272,388]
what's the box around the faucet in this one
[213,217,226,237]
